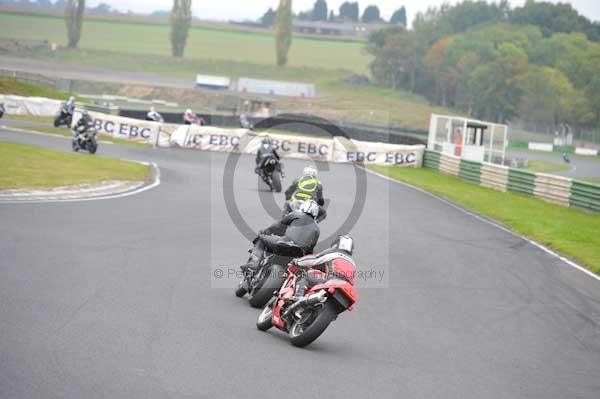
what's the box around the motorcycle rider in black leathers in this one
[0,102,5,119]
[146,106,164,122]
[65,96,75,114]
[284,165,326,221]
[255,136,283,176]
[290,235,356,302]
[73,110,93,137]
[242,200,320,272]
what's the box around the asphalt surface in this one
[509,149,600,180]
[1,128,600,399]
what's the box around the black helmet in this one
[332,235,354,255]
[262,136,271,145]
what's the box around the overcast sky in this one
[86,1,600,23]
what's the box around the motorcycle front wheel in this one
[234,280,247,297]
[88,138,98,155]
[256,297,276,331]
[248,264,286,308]
[289,301,337,348]
[271,171,282,193]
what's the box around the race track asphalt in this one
[1,128,600,399]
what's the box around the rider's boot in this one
[289,282,308,303]
[240,254,261,273]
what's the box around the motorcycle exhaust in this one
[283,290,327,318]
[306,290,327,305]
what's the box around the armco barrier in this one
[423,150,599,213]
[528,142,553,152]
[120,110,427,146]
[570,181,600,212]
[575,147,599,156]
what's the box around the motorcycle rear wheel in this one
[289,301,337,348]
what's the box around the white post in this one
[154,126,161,148]
[462,119,468,159]
[489,125,495,163]
[428,114,437,150]
[502,126,507,165]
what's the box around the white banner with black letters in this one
[333,137,425,167]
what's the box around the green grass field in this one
[0,140,149,189]
[370,165,600,275]
[0,13,370,72]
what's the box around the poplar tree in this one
[275,0,293,66]
[65,0,85,48]
[170,0,192,57]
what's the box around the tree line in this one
[367,0,600,131]
[262,1,407,27]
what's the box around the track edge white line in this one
[363,166,600,283]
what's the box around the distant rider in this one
[240,112,253,130]
[146,106,164,123]
[65,96,76,115]
[290,235,356,302]
[284,165,325,220]
[242,200,320,272]
[0,102,5,119]
[73,110,93,137]
[183,108,205,125]
[255,136,283,175]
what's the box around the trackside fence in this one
[423,150,600,213]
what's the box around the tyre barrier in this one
[424,150,600,213]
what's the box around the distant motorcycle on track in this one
[256,153,283,192]
[71,112,98,154]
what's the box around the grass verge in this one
[524,160,572,173]
[0,77,72,100]
[369,165,600,275]
[0,140,148,189]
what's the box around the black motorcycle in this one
[0,103,5,119]
[256,154,283,192]
[54,103,73,128]
[72,125,98,154]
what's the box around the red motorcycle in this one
[256,261,358,347]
